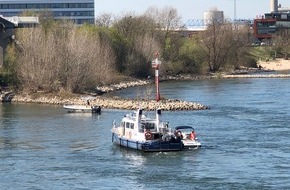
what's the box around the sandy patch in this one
[258,59,290,71]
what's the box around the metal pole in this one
[152,52,161,102]
[234,0,237,20]
[155,64,160,102]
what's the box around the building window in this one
[2,4,9,9]
[68,3,77,8]
[0,3,94,10]
[0,1,94,25]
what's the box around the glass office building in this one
[0,0,94,24]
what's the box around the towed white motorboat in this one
[111,108,184,152]
[174,126,201,149]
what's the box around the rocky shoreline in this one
[11,77,210,111]
[10,72,290,111]
[12,95,209,111]
[95,79,151,94]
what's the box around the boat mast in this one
[152,52,161,102]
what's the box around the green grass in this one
[249,46,272,62]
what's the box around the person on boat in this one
[189,130,196,140]
[87,100,90,107]
[164,122,169,128]
[175,130,183,139]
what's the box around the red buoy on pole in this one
[152,52,161,102]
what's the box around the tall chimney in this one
[270,0,278,13]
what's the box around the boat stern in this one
[182,139,201,149]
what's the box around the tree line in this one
[1,7,289,94]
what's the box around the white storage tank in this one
[270,0,278,13]
[203,10,224,25]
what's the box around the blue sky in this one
[95,0,290,23]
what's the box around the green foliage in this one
[179,38,205,73]
[162,33,183,61]
[2,44,19,87]
[107,27,130,73]
[162,36,207,75]
[250,46,274,61]
[125,52,150,77]
[111,14,161,78]
[163,61,183,75]
[3,44,17,72]
[0,72,17,87]
[245,56,258,68]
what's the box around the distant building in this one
[0,0,94,25]
[253,0,290,40]
[0,16,39,66]
[253,12,290,40]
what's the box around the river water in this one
[1,78,290,189]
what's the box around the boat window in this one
[121,122,125,128]
[141,122,155,130]
[125,122,130,128]
[130,123,134,129]
[139,124,145,133]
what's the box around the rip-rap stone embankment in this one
[12,95,209,111]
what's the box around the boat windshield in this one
[178,128,194,134]
[139,122,155,132]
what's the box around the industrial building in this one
[253,0,290,40]
[0,0,94,24]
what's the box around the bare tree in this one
[16,27,61,91]
[199,21,249,72]
[56,24,116,92]
[144,6,182,32]
[95,13,114,28]
[15,21,116,93]
[144,6,183,60]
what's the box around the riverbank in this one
[223,73,290,78]
[10,65,290,111]
[10,76,209,111]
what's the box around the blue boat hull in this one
[112,133,184,152]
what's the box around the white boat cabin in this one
[115,109,169,141]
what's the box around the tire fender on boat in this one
[145,131,152,140]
